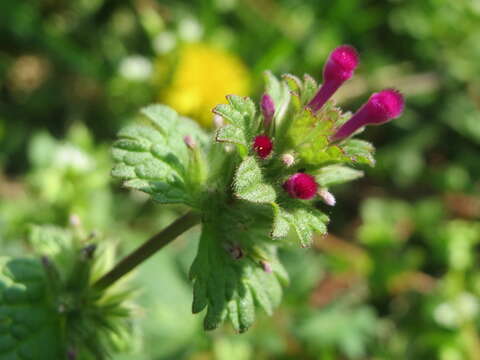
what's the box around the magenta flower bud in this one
[253,135,273,159]
[308,45,359,112]
[318,188,336,206]
[261,93,275,128]
[283,173,318,200]
[330,89,404,142]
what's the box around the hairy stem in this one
[94,211,200,291]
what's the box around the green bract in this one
[109,72,378,331]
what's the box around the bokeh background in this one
[2,0,480,359]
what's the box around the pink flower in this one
[330,89,404,142]
[283,173,318,200]
[261,93,275,129]
[253,135,273,159]
[308,45,359,112]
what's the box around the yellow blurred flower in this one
[161,43,250,127]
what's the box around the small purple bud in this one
[318,188,336,206]
[330,89,404,142]
[281,153,295,167]
[261,93,275,129]
[308,45,359,112]
[183,135,196,149]
[260,260,272,273]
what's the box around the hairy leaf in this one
[190,209,288,332]
[234,157,276,203]
[342,139,375,166]
[272,203,329,247]
[0,257,63,360]
[264,71,291,123]
[287,102,349,166]
[112,105,209,206]
[213,95,257,151]
[315,165,364,187]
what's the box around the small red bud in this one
[253,135,273,159]
[330,89,404,142]
[283,173,318,200]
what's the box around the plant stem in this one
[94,211,200,291]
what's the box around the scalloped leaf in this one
[234,157,276,203]
[111,104,209,206]
[0,257,63,360]
[272,203,329,247]
[301,74,318,104]
[341,139,376,166]
[213,95,257,150]
[315,165,364,187]
[190,214,288,333]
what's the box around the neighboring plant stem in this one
[94,211,200,291]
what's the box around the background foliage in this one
[1,0,480,359]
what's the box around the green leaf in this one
[272,203,329,247]
[0,257,63,360]
[315,165,364,187]
[290,208,328,247]
[112,104,209,206]
[282,74,302,93]
[234,157,276,203]
[264,71,291,123]
[190,209,288,332]
[301,74,318,104]
[287,105,335,162]
[213,95,257,150]
[215,125,246,146]
[341,139,376,166]
[286,101,358,167]
[271,204,292,238]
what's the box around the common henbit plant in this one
[0,45,404,358]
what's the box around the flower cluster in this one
[112,44,406,333]
[251,45,404,203]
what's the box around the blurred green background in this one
[1,0,480,359]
